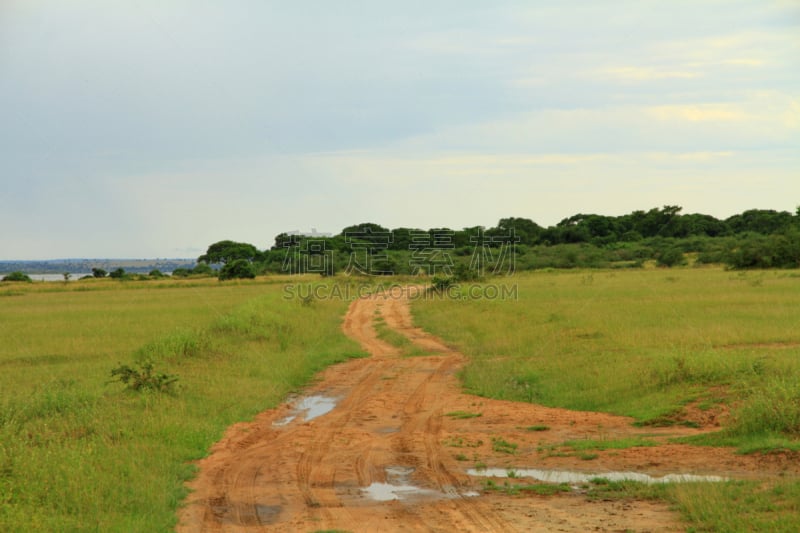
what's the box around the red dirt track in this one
[178,287,797,532]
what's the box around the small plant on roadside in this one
[110,361,178,393]
[445,410,482,419]
[444,436,483,448]
[729,378,800,437]
[482,478,570,496]
[491,437,518,454]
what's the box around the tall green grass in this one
[412,268,800,531]
[412,269,800,433]
[0,277,363,531]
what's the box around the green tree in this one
[191,263,215,276]
[725,209,794,235]
[109,268,126,279]
[2,271,32,282]
[198,240,259,265]
[219,259,257,280]
[493,217,543,246]
[91,268,107,278]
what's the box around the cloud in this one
[645,104,748,122]
[1,1,798,259]
[601,67,701,81]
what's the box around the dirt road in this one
[178,287,797,532]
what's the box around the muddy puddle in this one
[272,394,338,426]
[467,467,727,484]
[361,466,479,502]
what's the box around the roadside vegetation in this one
[0,277,363,531]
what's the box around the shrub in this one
[191,263,215,276]
[1,271,32,282]
[219,259,256,280]
[110,361,178,393]
[656,247,686,267]
[430,274,454,291]
[91,268,107,278]
[109,268,127,279]
[453,262,483,282]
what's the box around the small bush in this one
[656,247,687,267]
[192,263,215,276]
[1,271,32,282]
[110,361,178,393]
[453,262,484,282]
[430,274,454,291]
[219,259,256,280]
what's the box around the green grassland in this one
[413,267,800,531]
[0,277,363,532]
[2,268,800,531]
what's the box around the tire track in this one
[179,286,790,532]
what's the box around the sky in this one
[1,1,799,259]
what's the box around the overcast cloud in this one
[1,1,798,259]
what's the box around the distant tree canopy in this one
[201,205,800,275]
[198,240,259,265]
[2,271,32,282]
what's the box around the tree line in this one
[5,206,797,283]
[193,206,800,278]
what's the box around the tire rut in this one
[178,286,794,532]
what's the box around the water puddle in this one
[467,467,727,484]
[297,395,337,421]
[272,395,338,427]
[362,465,438,501]
[362,482,440,501]
[361,466,480,502]
[272,415,296,427]
[254,504,282,524]
[385,465,415,483]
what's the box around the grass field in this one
[412,267,800,531]
[2,268,799,531]
[0,277,363,532]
